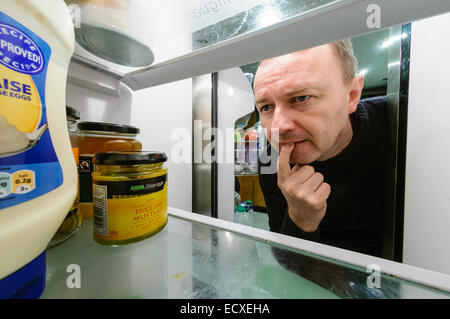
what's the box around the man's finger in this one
[291,164,315,184]
[277,143,294,181]
[315,182,331,200]
[302,172,324,193]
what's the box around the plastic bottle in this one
[0,1,76,298]
[234,205,250,226]
[234,201,254,226]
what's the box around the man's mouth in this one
[279,139,307,146]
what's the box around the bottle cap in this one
[95,151,167,165]
[236,206,246,213]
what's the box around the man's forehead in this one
[253,44,340,96]
[257,44,333,75]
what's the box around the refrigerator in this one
[4,0,450,298]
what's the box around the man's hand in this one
[277,143,331,232]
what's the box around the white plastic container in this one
[0,0,76,297]
[66,0,154,67]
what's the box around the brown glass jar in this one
[78,122,142,219]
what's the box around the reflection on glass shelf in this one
[192,0,342,52]
[42,215,450,299]
[234,210,270,231]
[67,0,345,77]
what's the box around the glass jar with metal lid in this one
[78,122,142,219]
[48,106,83,248]
[92,151,168,246]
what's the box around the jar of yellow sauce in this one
[92,151,168,245]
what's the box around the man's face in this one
[254,44,363,165]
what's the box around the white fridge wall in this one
[404,12,450,275]
[66,62,132,124]
[130,79,193,212]
[66,82,132,123]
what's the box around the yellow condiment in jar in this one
[92,151,168,246]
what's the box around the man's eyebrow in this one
[255,97,269,105]
[283,87,309,96]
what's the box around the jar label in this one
[78,155,93,203]
[0,11,63,209]
[93,174,168,241]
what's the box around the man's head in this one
[254,40,364,165]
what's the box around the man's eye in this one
[260,105,272,112]
[294,95,311,103]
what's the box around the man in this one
[255,40,388,257]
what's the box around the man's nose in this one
[271,106,297,136]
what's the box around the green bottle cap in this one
[237,206,246,212]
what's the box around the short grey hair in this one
[329,39,358,83]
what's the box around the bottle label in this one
[0,12,63,209]
[78,155,93,203]
[93,173,168,241]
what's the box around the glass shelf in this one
[67,0,342,77]
[65,0,450,89]
[42,210,450,299]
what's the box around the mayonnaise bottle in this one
[0,0,76,298]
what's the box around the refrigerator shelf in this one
[67,0,450,90]
[42,208,450,298]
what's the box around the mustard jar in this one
[92,151,168,245]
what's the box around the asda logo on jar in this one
[130,181,165,192]
[130,184,146,191]
[0,23,44,74]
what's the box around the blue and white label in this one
[0,11,63,210]
[0,23,44,75]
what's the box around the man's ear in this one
[347,75,365,114]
